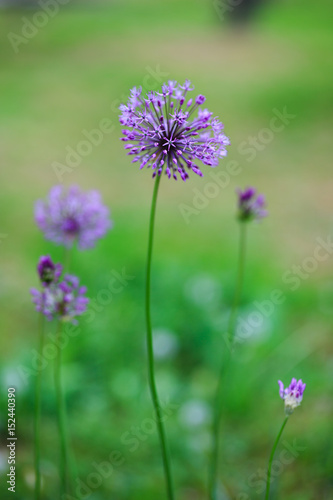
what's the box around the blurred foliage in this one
[0,0,333,499]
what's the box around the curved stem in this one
[63,247,71,274]
[265,417,289,500]
[208,222,247,500]
[34,312,45,500]
[54,320,71,496]
[61,246,78,485]
[227,222,247,345]
[145,173,174,500]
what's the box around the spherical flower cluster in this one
[237,187,267,221]
[31,257,89,324]
[278,378,306,415]
[119,80,230,181]
[35,185,112,249]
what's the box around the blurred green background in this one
[0,0,332,498]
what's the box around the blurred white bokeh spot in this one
[179,399,211,427]
[153,328,179,360]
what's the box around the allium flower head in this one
[237,187,267,221]
[119,80,230,181]
[31,274,89,324]
[278,378,306,416]
[35,185,112,249]
[37,255,62,287]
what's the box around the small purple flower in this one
[35,185,112,249]
[37,255,62,287]
[31,274,89,324]
[237,187,267,221]
[119,80,230,181]
[278,378,306,415]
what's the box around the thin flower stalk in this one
[145,174,174,500]
[209,222,247,500]
[34,310,45,500]
[265,417,289,500]
[209,187,267,499]
[54,320,71,496]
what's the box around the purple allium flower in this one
[237,187,267,221]
[119,81,230,181]
[37,255,62,287]
[35,185,112,249]
[278,378,306,415]
[31,274,89,324]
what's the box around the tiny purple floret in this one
[119,80,230,181]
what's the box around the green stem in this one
[61,246,78,486]
[227,222,247,345]
[54,320,71,496]
[145,173,174,500]
[34,312,45,500]
[208,222,247,500]
[265,417,288,500]
[63,247,71,274]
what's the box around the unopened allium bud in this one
[31,257,89,324]
[37,255,62,286]
[278,378,306,416]
[237,187,267,221]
